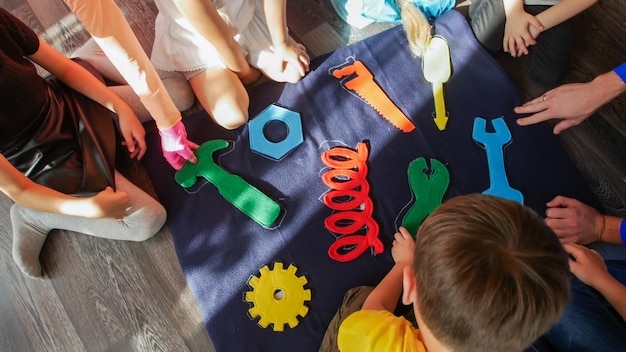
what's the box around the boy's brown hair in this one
[413,194,570,352]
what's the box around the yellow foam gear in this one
[244,262,312,332]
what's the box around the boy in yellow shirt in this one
[321,194,571,351]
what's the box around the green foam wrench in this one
[401,157,450,237]
[175,140,282,228]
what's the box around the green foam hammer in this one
[175,139,282,228]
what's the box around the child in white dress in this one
[151,0,310,130]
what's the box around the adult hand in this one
[515,66,626,134]
[545,196,603,244]
[116,103,147,159]
[159,120,199,170]
[503,11,542,57]
[515,81,603,133]
[564,243,612,289]
[90,186,129,219]
[391,226,415,266]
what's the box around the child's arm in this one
[173,0,259,84]
[260,0,309,78]
[564,243,626,319]
[261,0,288,53]
[534,0,597,33]
[28,39,147,160]
[502,0,544,57]
[0,155,128,219]
[362,227,415,311]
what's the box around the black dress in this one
[0,8,116,195]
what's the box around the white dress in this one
[151,0,275,73]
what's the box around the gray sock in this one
[10,205,50,278]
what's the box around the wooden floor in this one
[0,0,624,351]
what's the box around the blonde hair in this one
[397,0,432,57]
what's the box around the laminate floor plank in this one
[0,196,85,352]
[301,23,345,58]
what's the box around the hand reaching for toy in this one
[392,226,415,266]
[159,120,199,170]
[503,10,543,57]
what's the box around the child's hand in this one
[159,120,199,170]
[503,11,543,57]
[564,243,612,289]
[274,36,310,80]
[115,103,147,160]
[391,226,415,266]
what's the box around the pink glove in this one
[159,121,198,170]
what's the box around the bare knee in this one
[189,68,250,129]
[211,102,249,130]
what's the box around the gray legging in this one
[11,171,167,277]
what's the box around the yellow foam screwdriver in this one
[423,36,451,131]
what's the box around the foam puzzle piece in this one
[244,262,311,332]
[472,117,524,204]
[401,157,450,237]
[249,104,304,160]
[175,140,282,228]
[320,142,384,262]
[331,58,415,133]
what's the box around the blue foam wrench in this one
[472,117,524,204]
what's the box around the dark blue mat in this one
[142,10,599,352]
